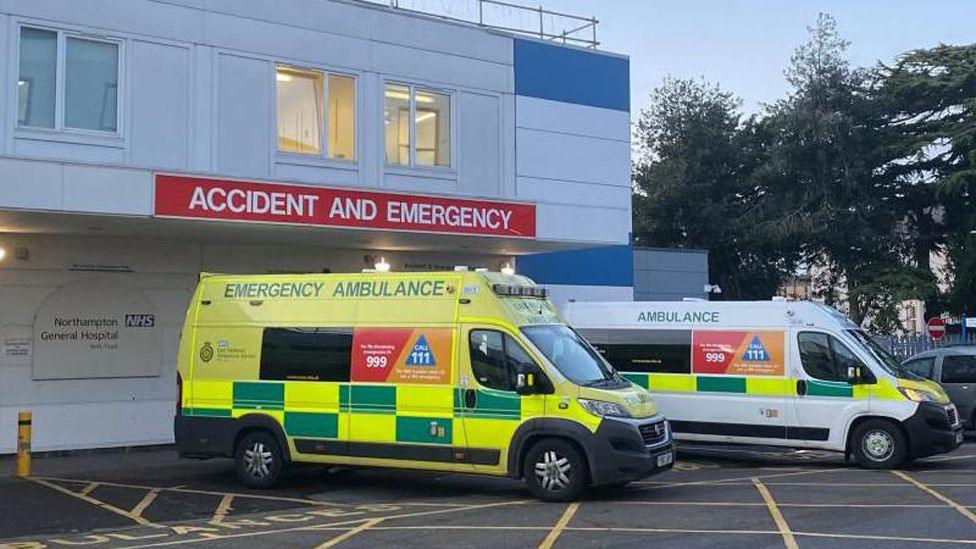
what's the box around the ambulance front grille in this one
[639,420,668,447]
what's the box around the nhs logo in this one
[125,314,156,328]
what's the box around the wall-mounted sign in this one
[154,174,536,238]
[32,278,162,380]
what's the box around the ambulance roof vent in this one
[474,268,489,272]
[454,265,469,272]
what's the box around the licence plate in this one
[956,432,964,444]
[656,452,673,467]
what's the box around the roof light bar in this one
[492,283,547,299]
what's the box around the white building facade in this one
[0,0,631,452]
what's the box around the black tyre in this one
[235,431,284,489]
[524,438,588,502]
[851,419,907,469]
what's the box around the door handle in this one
[796,379,807,396]
[464,388,477,408]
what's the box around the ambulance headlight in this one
[578,398,631,418]
[898,387,940,403]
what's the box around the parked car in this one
[904,346,976,430]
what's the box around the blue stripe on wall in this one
[514,39,629,112]
[518,245,633,287]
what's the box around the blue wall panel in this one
[518,245,634,287]
[514,39,629,112]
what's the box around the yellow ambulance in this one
[174,270,673,501]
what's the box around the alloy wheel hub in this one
[244,442,273,479]
[534,450,571,491]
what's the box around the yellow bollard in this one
[15,411,31,477]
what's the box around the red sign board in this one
[153,174,536,238]
[927,317,947,340]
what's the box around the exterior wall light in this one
[0,246,5,262]
[374,257,391,272]
[501,262,515,276]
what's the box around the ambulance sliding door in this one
[688,329,789,443]
[345,326,459,468]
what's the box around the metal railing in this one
[372,0,599,48]
[876,333,976,360]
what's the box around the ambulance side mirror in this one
[515,372,535,395]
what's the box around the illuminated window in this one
[384,84,410,165]
[384,84,451,168]
[18,27,119,133]
[276,66,355,160]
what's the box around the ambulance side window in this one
[468,330,545,392]
[260,328,352,382]
[469,330,513,391]
[582,329,691,374]
[798,332,865,382]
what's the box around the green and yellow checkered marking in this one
[624,372,904,401]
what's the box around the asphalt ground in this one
[2,439,976,548]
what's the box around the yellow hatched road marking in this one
[635,466,845,489]
[210,494,234,524]
[752,477,798,549]
[27,477,163,529]
[538,502,580,549]
[120,499,531,549]
[130,488,162,519]
[314,517,385,549]
[78,482,100,496]
[892,470,976,525]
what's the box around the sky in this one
[534,0,976,117]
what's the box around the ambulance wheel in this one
[852,419,907,469]
[235,431,283,489]
[524,438,588,502]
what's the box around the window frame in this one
[468,328,545,392]
[14,23,124,139]
[382,80,455,171]
[940,354,976,384]
[275,63,358,163]
[796,330,873,383]
[903,356,936,380]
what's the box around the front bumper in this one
[586,415,675,486]
[904,402,964,459]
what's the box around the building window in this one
[276,66,356,161]
[384,83,451,168]
[17,26,120,133]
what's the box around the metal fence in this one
[369,0,600,48]
[876,333,976,360]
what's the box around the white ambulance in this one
[563,300,963,468]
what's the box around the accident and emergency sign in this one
[154,174,536,238]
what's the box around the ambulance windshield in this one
[847,330,909,377]
[522,325,627,388]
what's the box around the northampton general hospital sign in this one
[153,174,536,238]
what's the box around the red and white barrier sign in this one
[153,174,536,238]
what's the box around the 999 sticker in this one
[692,331,785,376]
[351,328,453,384]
